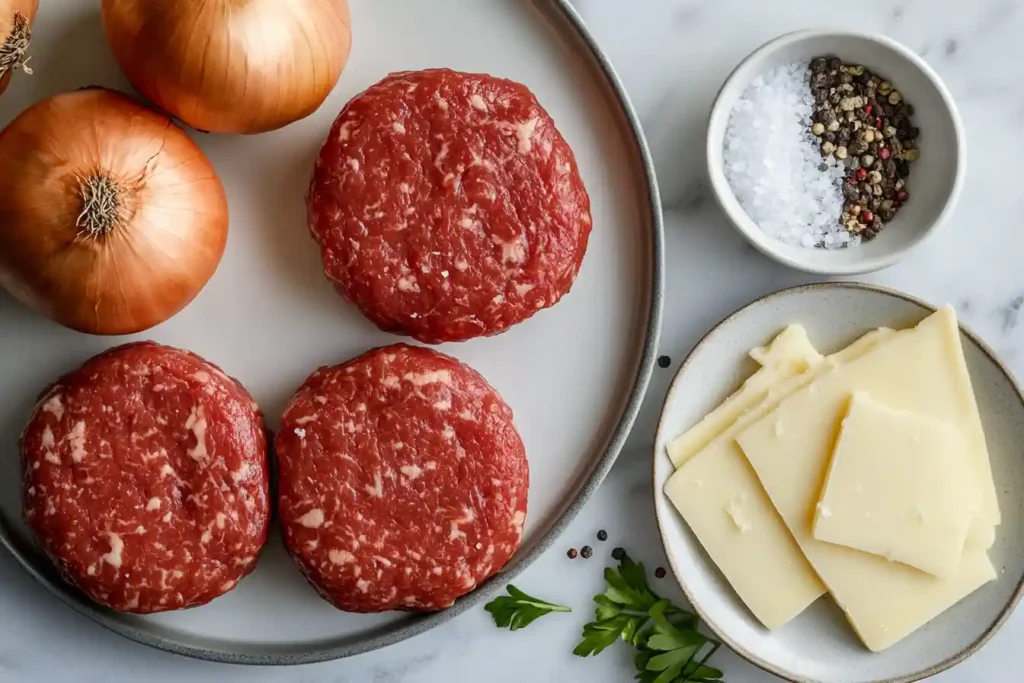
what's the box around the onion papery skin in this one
[101,0,353,134]
[0,0,39,96]
[0,88,229,335]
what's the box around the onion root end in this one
[0,12,33,78]
[76,175,127,237]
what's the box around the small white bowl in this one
[706,30,965,275]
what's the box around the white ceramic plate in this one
[0,0,662,665]
[652,283,1024,683]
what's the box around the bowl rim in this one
[705,29,966,275]
[650,281,1024,683]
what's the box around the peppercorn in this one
[806,56,918,240]
[611,547,625,561]
[597,530,608,542]
[657,355,671,368]
[567,548,578,559]
[581,546,593,559]
[654,567,667,579]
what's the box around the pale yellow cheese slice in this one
[668,325,824,468]
[813,392,974,579]
[736,308,998,651]
[664,328,894,630]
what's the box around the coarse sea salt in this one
[723,61,857,249]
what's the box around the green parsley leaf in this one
[484,585,570,631]
[574,551,725,682]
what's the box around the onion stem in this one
[0,12,33,77]
[76,175,125,237]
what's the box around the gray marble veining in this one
[4,0,1024,681]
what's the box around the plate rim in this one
[650,281,1024,683]
[0,0,665,666]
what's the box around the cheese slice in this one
[668,325,824,468]
[736,308,998,651]
[813,392,974,578]
[664,328,894,630]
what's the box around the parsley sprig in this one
[574,553,723,683]
[485,584,571,631]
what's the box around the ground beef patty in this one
[20,342,270,614]
[276,344,528,612]
[307,68,592,344]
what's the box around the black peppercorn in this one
[611,547,625,561]
[657,355,671,369]
[596,530,608,542]
[581,546,593,559]
[654,567,667,579]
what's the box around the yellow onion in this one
[101,0,353,134]
[0,88,229,335]
[0,0,38,96]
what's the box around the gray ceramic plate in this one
[652,283,1024,683]
[0,0,663,665]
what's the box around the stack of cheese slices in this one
[663,306,1000,652]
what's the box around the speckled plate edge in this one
[0,0,664,667]
[651,282,1024,683]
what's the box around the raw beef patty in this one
[276,343,528,612]
[307,68,592,344]
[20,342,270,613]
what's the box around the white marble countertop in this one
[4,0,1024,681]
